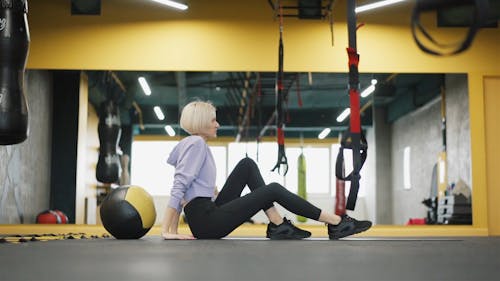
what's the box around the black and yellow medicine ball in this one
[100,186,156,239]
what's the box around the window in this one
[211,146,227,191]
[303,147,330,194]
[130,140,353,197]
[130,141,178,196]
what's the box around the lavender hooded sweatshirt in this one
[167,135,216,213]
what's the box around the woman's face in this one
[200,116,219,140]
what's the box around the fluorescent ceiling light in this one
[361,84,376,98]
[403,146,411,190]
[151,0,188,10]
[318,128,331,140]
[355,0,406,13]
[138,77,151,96]
[164,125,176,136]
[336,108,351,122]
[153,106,165,120]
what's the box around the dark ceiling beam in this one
[143,124,350,132]
[267,0,335,19]
[71,0,101,15]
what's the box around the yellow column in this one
[484,76,500,235]
[468,73,488,231]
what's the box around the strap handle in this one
[335,131,368,210]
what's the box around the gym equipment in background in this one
[334,0,368,211]
[437,193,472,225]
[100,185,156,239]
[271,0,288,176]
[296,152,307,223]
[335,135,346,216]
[412,0,492,56]
[36,210,69,224]
[0,0,30,145]
[96,99,122,183]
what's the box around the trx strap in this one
[272,0,288,175]
[411,0,490,56]
[335,0,367,210]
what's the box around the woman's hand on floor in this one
[161,232,196,240]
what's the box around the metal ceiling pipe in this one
[143,123,349,132]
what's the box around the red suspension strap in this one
[271,0,288,175]
[335,0,368,211]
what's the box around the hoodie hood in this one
[167,135,204,167]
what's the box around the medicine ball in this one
[36,210,69,224]
[100,186,156,239]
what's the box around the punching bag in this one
[96,99,121,183]
[0,0,29,145]
[296,153,307,223]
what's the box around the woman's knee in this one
[267,182,286,192]
[240,157,257,167]
[236,157,259,171]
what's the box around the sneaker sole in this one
[268,233,311,240]
[328,225,371,240]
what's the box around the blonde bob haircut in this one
[180,100,216,135]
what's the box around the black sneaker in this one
[328,215,372,240]
[266,217,311,240]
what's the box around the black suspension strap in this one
[335,0,368,210]
[411,0,490,56]
[271,0,288,175]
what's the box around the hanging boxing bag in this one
[96,99,122,183]
[296,153,307,223]
[0,0,30,145]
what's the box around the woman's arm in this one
[161,207,195,240]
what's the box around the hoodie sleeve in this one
[168,137,207,213]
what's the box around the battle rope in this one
[0,233,111,244]
[271,0,288,175]
[335,0,368,211]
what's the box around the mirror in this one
[0,70,472,226]
[84,70,472,226]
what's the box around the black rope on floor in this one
[0,233,111,244]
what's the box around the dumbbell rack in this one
[437,194,472,225]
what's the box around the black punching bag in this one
[0,0,29,145]
[96,100,121,183]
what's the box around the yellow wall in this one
[26,0,500,73]
[25,0,500,234]
[484,77,500,235]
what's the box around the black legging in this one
[183,157,322,239]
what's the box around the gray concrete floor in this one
[1,237,499,281]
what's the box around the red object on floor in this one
[36,210,69,224]
[407,218,426,225]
